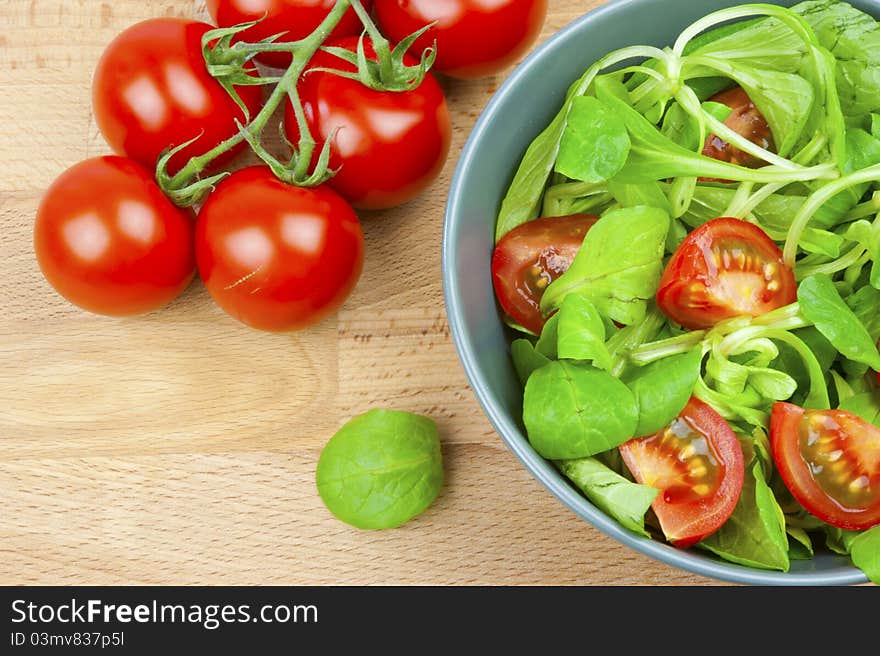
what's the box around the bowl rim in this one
[441,0,869,586]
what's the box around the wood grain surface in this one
[0,0,720,586]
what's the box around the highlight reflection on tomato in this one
[34,156,196,317]
[195,167,365,332]
[92,18,264,174]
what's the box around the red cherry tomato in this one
[657,217,796,330]
[619,397,745,548]
[205,0,372,70]
[702,86,774,168]
[34,156,196,317]
[195,166,364,332]
[770,402,880,530]
[284,37,451,210]
[491,215,598,335]
[373,0,548,79]
[92,18,264,174]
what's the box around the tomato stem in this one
[348,0,391,57]
[784,162,880,266]
[158,0,442,205]
[159,1,357,204]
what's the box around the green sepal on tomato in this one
[92,18,264,175]
[284,36,452,210]
[205,0,373,70]
[195,166,364,332]
[34,156,196,317]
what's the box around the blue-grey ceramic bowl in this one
[442,0,874,585]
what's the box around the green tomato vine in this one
[155,0,436,207]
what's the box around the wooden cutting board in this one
[0,0,717,586]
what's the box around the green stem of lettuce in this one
[672,3,818,58]
[843,192,880,222]
[796,246,869,280]
[675,84,798,171]
[541,181,607,217]
[727,133,828,218]
[629,330,707,365]
[725,182,755,217]
[784,162,880,266]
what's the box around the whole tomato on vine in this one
[284,36,452,210]
[38,0,460,331]
[92,18,264,175]
[34,157,196,317]
[374,0,548,79]
[195,167,365,332]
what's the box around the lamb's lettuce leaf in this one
[698,462,790,572]
[523,361,638,460]
[540,205,669,326]
[557,457,658,537]
[794,0,880,119]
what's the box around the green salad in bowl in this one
[489,0,880,581]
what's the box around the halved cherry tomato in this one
[284,36,451,210]
[491,215,598,335]
[619,397,745,548]
[702,86,774,168]
[34,156,196,317]
[92,18,264,174]
[205,0,372,70]
[195,166,364,332]
[656,217,796,330]
[770,402,880,530]
[373,0,548,79]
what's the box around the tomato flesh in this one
[702,86,774,168]
[619,397,745,548]
[491,215,598,335]
[657,217,796,330]
[771,402,880,530]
